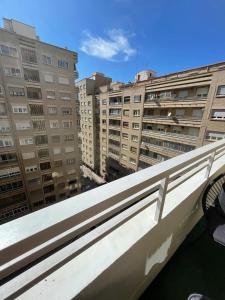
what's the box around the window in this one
[22,152,35,159]
[0,167,20,179]
[109,108,121,115]
[123,121,129,128]
[43,184,54,194]
[206,131,225,141]
[27,87,42,99]
[177,89,188,98]
[217,85,225,96]
[53,148,61,155]
[58,77,69,85]
[196,86,209,98]
[0,86,4,97]
[42,173,53,182]
[130,158,136,165]
[122,144,128,150]
[131,135,138,142]
[32,120,46,130]
[24,68,40,82]
[19,137,33,145]
[21,48,37,63]
[0,181,23,193]
[15,121,31,130]
[58,59,69,69]
[188,128,199,137]
[54,160,63,167]
[49,120,59,129]
[35,135,48,145]
[122,133,128,139]
[123,110,129,116]
[62,108,72,115]
[0,103,6,115]
[46,90,56,99]
[0,136,13,147]
[211,110,225,120]
[60,92,71,100]
[66,158,76,165]
[4,67,21,77]
[0,120,10,132]
[44,73,54,83]
[175,109,185,117]
[52,135,60,143]
[102,99,107,105]
[8,86,25,96]
[42,54,52,65]
[133,109,140,117]
[65,146,74,153]
[0,153,17,164]
[124,96,130,104]
[48,106,57,115]
[29,104,44,115]
[133,95,141,102]
[64,134,74,141]
[0,44,17,57]
[192,109,203,119]
[12,105,28,113]
[38,149,49,159]
[25,165,38,173]
[132,123,140,130]
[130,146,137,154]
[40,161,51,171]
[62,121,73,128]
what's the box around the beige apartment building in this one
[76,73,111,173]
[98,66,225,181]
[0,19,81,223]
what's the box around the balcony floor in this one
[140,217,225,300]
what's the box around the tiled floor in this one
[140,218,225,300]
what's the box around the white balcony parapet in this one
[1,139,225,299]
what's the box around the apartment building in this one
[77,73,111,173]
[99,66,225,181]
[0,19,81,223]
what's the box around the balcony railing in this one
[145,95,207,102]
[1,139,225,299]
[142,129,198,141]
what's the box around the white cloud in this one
[81,29,137,62]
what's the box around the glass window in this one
[217,85,225,96]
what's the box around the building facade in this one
[99,65,225,181]
[77,73,111,173]
[0,19,81,223]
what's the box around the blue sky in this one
[1,0,225,82]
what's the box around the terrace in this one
[1,139,225,299]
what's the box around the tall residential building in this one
[77,73,111,173]
[99,65,225,181]
[0,19,81,223]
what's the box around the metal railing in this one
[142,129,198,141]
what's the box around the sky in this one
[1,0,225,83]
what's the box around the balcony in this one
[142,129,198,146]
[144,95,207,108]
[1,139,225,299]
[143,115,202,127]
[141,141,183,158]
[108,134,120,141]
